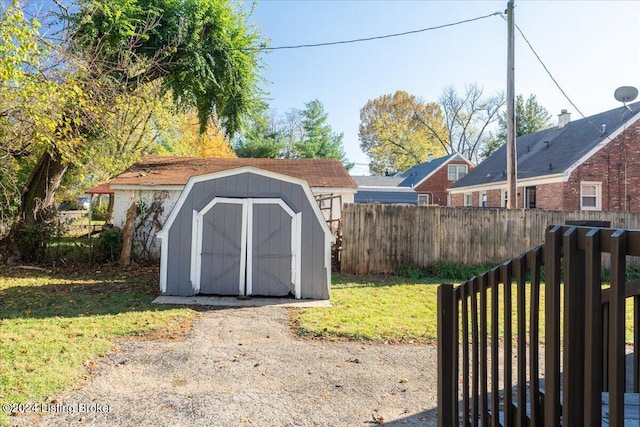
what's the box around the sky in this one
[243,1,640,175]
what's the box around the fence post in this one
[608,229,627,427]
[562,227,585,426]
[584,228,603,426]
[438,283,456,427]
[544,225,563,426]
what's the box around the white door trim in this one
[191,197,301,298]
[245,199,254,296]
[191,197,246,294]
[246,198,299,298]
[292,212,302,299]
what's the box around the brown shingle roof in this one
[109,156,357,189]
[85,183,114,194]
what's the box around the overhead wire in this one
[244,11,503,51]
[37,10,504,49]
[22,4,636,141]
[512,20,587,120]
[511,15,633,140]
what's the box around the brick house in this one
[403,153,473,206]
[353,153,473,206]
[449,102,640,211]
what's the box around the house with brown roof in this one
[108,156,357,256]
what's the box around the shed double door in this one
[194,198,301,298]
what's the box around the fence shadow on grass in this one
[0,266,303,320]
[0,265,174,320]
[0,281,172,320]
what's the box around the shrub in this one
[97,228,122,262]
[15,222,53,262]
[601,263,640,284]
[396,262,426,280]
[428,260,497,281]
[91,203,111,221]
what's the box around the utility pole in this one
[506,0,517,208]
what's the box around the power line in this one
[513,22,587,119]
[38,11,504,55]
[514,20,619,139]
[247,11,503,51]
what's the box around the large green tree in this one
[0,2,60,234]
[359,90,447,175]
[233,101,351,165]
[234,104,285,158]
[2,0,265,259]
[482,94,552,158]
[296,99,352,170]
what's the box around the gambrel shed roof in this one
[110,156,357,190]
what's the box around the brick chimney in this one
[558,109,571,128]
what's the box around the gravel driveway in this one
[33,306,438,426]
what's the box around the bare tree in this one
[281,108,303,159]
[416,84,504,163]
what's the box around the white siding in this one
[112,188,182,257]
[112,189,182,227]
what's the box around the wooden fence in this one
[438,225,640,426]
[341,204,640,274]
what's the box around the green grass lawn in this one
[292,275,442,343]
[0,265,195,425]
[1,266,637,425]
[294,274,637,344]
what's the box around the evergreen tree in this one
[483,94,552,158]
[234,117,284,158]
[296,100,352,170]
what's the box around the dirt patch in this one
[24,306,438,426]
[121,312,199,343]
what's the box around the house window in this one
[481,193,487,208]
[464,193,473,207]
[418,194,430,206]
[448,164,468,181]
[580,182,601,211]
[525,186,537,209]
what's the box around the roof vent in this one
[558,109,571,128]
[602,124,607,135]
[428,153,434,162]
[549,163,553,170]
[544,141,550,149]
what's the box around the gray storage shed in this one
[157,167,332,299]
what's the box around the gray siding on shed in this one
[163,171,329,299]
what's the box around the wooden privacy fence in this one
[437,225,640,427]
[341,204,640,274]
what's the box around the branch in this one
[413,111,451,154]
